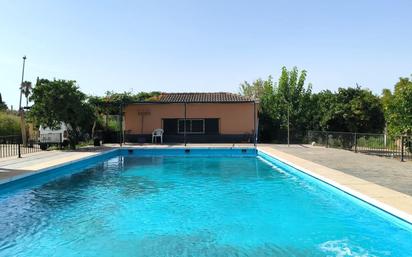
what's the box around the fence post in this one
[401,136,405,162]
[354,132,357,153]
[18,137,21,158]
[326,133,329,148]
[119,103,123,147]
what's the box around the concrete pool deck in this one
[0,147,109,182]
[0,144,411,222]
[263,144,412,196]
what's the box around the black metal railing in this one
[94,130,123,144]
[0,135,42,158]
[307,131,412,161]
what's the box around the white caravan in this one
[38,122,70,150]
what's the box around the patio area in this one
[264,144,412,196]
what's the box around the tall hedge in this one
[0,112,20,136]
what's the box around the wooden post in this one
[18,136,21,158]
[401,136,405,162]
[354,132,358,153]
[253,101,257,146]
[326,133,329,148]
[119,104,123,147]
[184,103,187,146]
[287,105,290,147]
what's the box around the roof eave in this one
[126,100,256,105]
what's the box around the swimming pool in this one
[0,148,411,256]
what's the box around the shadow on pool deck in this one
[263,144,412,196]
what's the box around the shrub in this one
[356,136,385,149]
[0,112,21,136]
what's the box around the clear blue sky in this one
[1,0,412,109]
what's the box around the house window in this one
[178,119,205,134]
[163,118,219,135]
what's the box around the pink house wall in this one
[124,102,257,134]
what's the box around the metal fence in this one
[0,135,42,158]
[94,130,123,144]
[307,131,412,161]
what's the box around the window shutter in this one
[163,119,178,135]
[205,119,219,135]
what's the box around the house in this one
[123,92,258,143]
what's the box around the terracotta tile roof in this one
[155,92,254,103]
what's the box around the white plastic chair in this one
[152,128,164,144]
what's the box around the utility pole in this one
[19,56,26,111]
[19,56,27,149]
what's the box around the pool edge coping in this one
[0,149,120,186]
[257,146,412,225]
[0,147,256,186]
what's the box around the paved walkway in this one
[0,147,109,182]
[263,144,412,196]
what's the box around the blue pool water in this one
[0,149,411,256]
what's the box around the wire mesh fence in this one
[0,135,42,158]
[307,131,412,161]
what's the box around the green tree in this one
[29,79,95,149]
[239,78,266,99]
[385,76,412,135]
[0,93,7,111]
[241,68,387,143]
[240,67,312,142]
[20,81,33,107]
[277,67,312,141]
[381,88,393,111]
[255,76,283,142]
[380,88,393,133]
[310,90,336,130]
[314,86,385,133]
